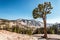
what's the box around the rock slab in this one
[0,30,38,40]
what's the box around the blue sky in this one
[0,0,60,23]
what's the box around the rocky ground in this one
[33,34,60,40]
[0,30,38,40]
[0,30,60,40]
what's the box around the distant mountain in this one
[16,19,53,27]
[0,18,53,29]
[16,19,41,28]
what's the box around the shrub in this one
[25,29,32,35]
[33,28,44,34]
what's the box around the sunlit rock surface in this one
[0,30,38,40]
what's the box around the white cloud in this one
[47,18,60,24]
[36,18,60,24]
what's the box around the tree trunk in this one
[43,15,47,38]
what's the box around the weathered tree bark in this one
[43,14,47,38]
